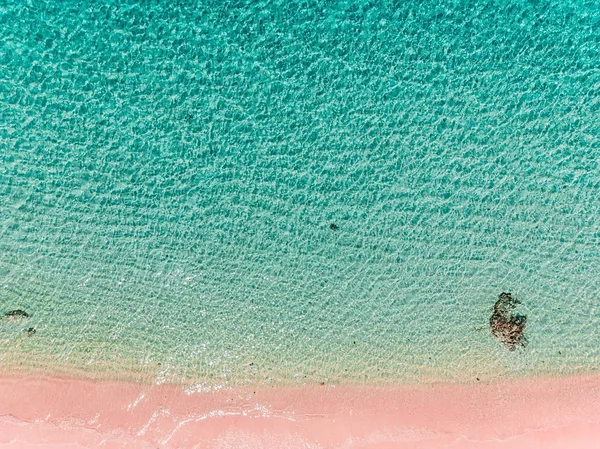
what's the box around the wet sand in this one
[1,373,599,448]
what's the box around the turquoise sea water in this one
[1,0,599,386]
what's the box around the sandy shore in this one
[1,374,599,448]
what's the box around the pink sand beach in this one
[1,374,599,448]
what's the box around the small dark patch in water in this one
[27,327,36,336]
[489,292,527,351]
[329,223,338,231]
[4,309,29,319]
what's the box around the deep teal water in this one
[0,0,599,386]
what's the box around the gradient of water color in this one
[1,0,599,386]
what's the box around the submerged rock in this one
[489,292,527,351]
[3,309,29,319]
[27,327,36,336]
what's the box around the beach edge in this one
[1,373,599,448]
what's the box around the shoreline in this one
[1,373,600,448]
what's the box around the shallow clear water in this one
[1,0,599,386]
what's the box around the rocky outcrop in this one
[490,292,527,351]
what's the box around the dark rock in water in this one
[329,223,338,231]
[4,309,29,319]
[27,327,36,336]
[489,292,527,351]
